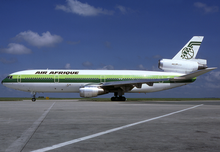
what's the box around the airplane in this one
[1,36,216,102]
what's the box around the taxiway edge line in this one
[5,102,56,152]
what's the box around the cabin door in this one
[100,76,105,83]
[54,75,59,83]
[17,75,21,83]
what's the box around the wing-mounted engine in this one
[158,59,207,74]
[79,85,106,98]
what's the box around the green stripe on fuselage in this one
[2,74,196,83]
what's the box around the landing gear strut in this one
[111,92,126,101]
[31,92,36,102]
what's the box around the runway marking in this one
[5,102,56,152]
[31,104,203,152]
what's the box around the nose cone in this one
[1,78,6,86]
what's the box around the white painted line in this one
[31,104,203,152]
[5,102,56,152]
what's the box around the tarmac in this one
[1,100,220,152]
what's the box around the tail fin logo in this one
[180,41,201,59]
[181,46,194,59]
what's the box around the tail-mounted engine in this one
[79,86,106,98]
[158,59,207,73]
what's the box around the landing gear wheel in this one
[119,96,126,101]
[111,96,126,101]
[111,97,118,101]
[31,92,36,102]
[121,97,126,101]
[111,97,115,101]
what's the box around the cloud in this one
[65,63,71,69]
[0,57,17,64]
[205,83,220,89]
[0,43,32,54]
[152,65,158,71]
[67,40,80,45]
[115,5,127,14]
[55,0,114,16]
[201,70,220,89]
[82,61,93,67]
[115,5,135,14]
[15,30,63,47]
[204,71,220,82]
[194,2,219,13]
[153,55,162,59]
[100,65,114,70]
[138,64,146,70]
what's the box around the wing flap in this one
[101,78,169,87]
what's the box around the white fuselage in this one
[2,69,190,94]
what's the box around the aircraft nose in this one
[1,79,5,85]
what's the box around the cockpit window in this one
[7,76,13,79]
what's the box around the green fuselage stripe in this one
[2,74,196,83]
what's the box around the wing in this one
[100,67,217,92]
[101,78,169,92]
[102,78,169,87]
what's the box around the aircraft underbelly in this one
[3,83,86,93]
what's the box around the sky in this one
[0,0,220,98]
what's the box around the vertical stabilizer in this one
[172,36,204,60]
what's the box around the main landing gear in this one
[111,92,126,101]
[111,96,126,101]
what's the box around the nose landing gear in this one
[31,92,36,102]
[32,97,36,102]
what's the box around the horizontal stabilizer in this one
[170,67,217,81]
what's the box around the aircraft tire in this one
[118,97,126,101]
[111,96,126,101]
[111,97,115,101]
[121,97,126,101]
